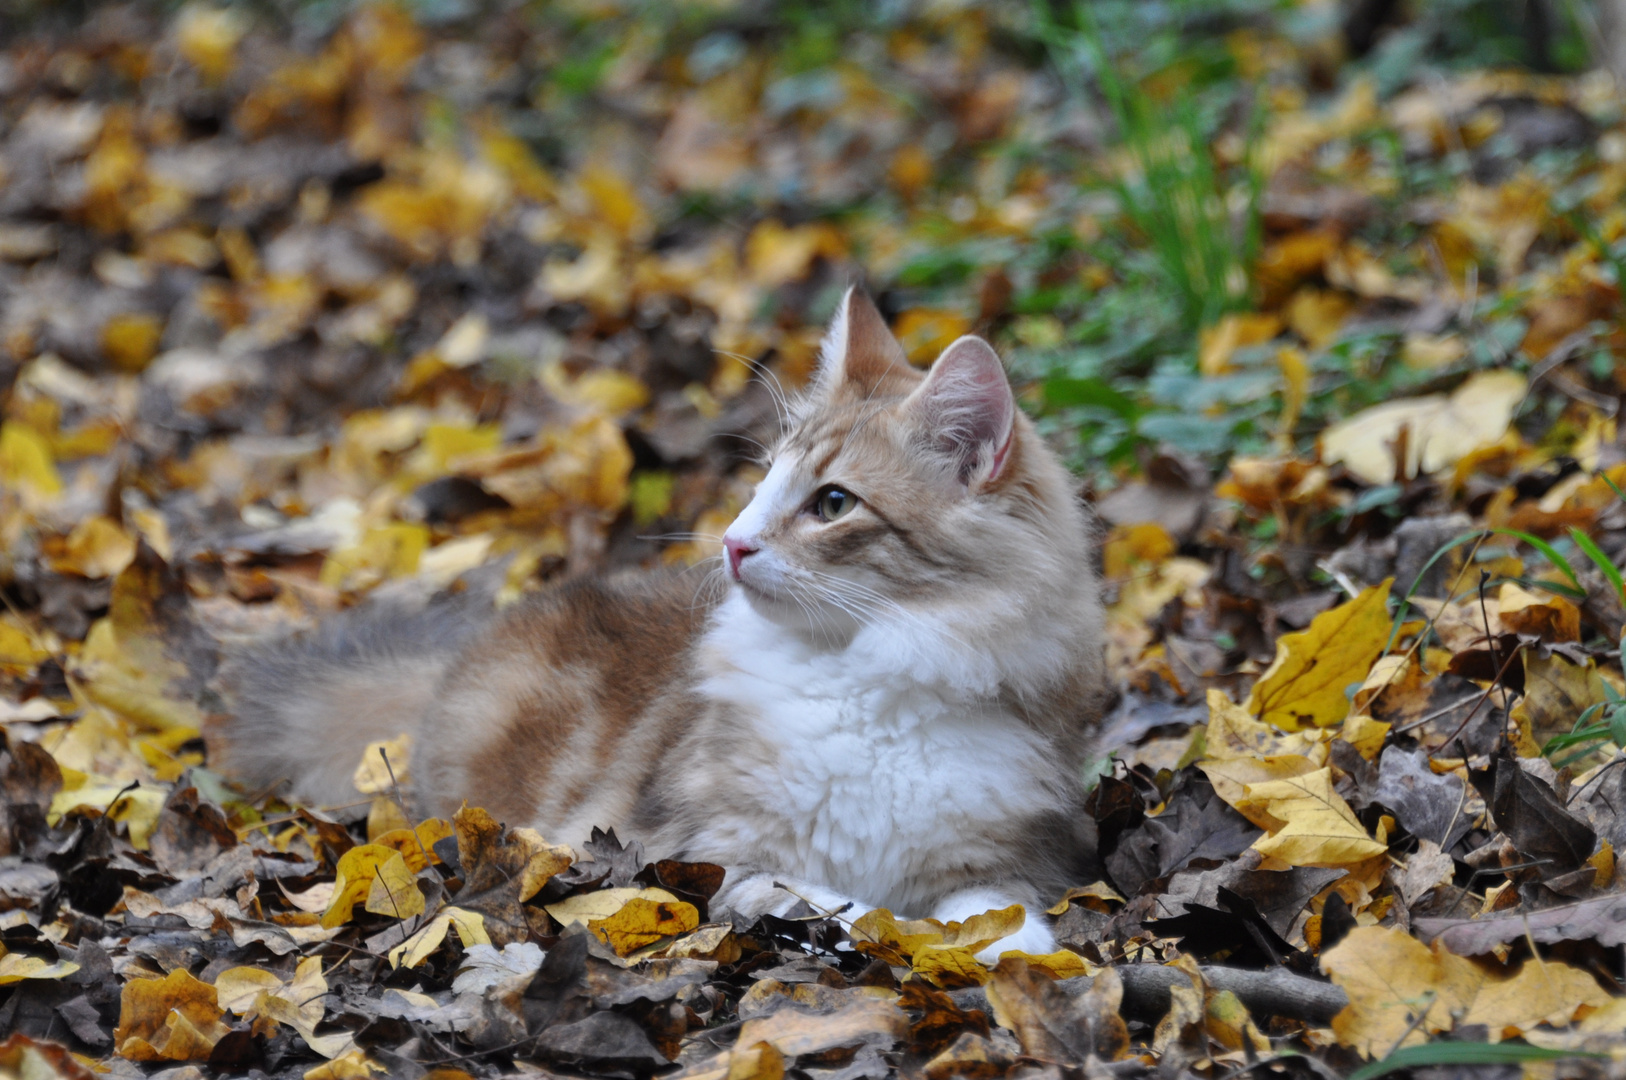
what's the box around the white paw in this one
[974,917,1057,963]
[716,873,867,921]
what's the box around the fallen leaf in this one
[1237,768,1386,866]
[1321,370,1527,485]
[115,968,231,1062]
[1248,581,1393,731]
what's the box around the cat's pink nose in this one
[724,536,758,579]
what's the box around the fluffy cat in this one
[211,289,1108,957]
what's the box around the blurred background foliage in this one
[1,0,1623,589]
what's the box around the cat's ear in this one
[905,336,1016,485]
[815,287,911,395]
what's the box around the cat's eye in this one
[813,486,857,522]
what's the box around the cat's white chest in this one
[699,604,1053,909]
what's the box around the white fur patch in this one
[693,594,1055,914]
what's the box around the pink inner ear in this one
[908,336,1016,482]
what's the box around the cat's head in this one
[720,288,1100,675]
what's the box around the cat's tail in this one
[208,594,491,810]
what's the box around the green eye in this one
[815,486,857,522]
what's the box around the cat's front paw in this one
[974,916,1056,963]
[715,871,867,922]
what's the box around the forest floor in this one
[5,1,1626,1078]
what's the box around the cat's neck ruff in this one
[700,586,1085,703]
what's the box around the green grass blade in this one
[1489,528,1582,592]
[1569,527,1625,603]
[1347,1041,1605,1080]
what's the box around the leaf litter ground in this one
[4,2,1626,1078]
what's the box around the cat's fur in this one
[211,289,1108,956]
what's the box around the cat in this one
[211,288,1109,958]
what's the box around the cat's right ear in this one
[815,287,912,396]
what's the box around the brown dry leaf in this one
[984,959,1128,1064]
[1321,371,1527,485]
[115,968,231,1062]
[1513,652,1614,753]
[735,996,909,1059]
[1248,580,1393,731]
[1497,582,1580,641]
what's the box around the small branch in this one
[951,963,1349,1025]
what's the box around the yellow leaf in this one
[1277,345,1308,445]
[1338,713,1391,761]
[48,781,167,849]
[321,844,398,928]
[304,1051,384,1080]
[176,5,246,83]
[388,906,488,968]
[115,969,229,1062]
[1102,523,1177,580]
[1401,332,1467,371]
[1045,882,1125,916]
[0,422,63,499]
[745,220,846,288]
[1322,926,1479,1055]
[1284,287,1353,349]
[101,312,165,372]
[1462,959,1611,1039]
[848,909,951,964]
[0,615,52,674]
[1198,312,1281,375]
[544,886,679,929]
[937,905,1025,954]
[1249,581,1393,731]
[894,309,972,365]
[1000,950,1098,979]
[1323,927,1610,1055]
[373,817,453,873]
[213,967,283,1014]
[0,952,80,984]
[352,734,412,796]
[364,850,425,919]
[590,896,700,957]
[1237,768,1386,866]
[578,162,651,241]
[50,516,138,579]
[1321,370,1526,485]
[1204,690,1329,759]
[539,362,650,417]
[911,945,989,988]
[319,523,429,592]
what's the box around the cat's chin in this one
[733,581,861,643]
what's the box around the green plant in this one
[1033,1,1263,334]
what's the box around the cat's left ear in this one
[815,287,912,396]
[905,336,1016,486]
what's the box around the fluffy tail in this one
[209,595,489,810]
